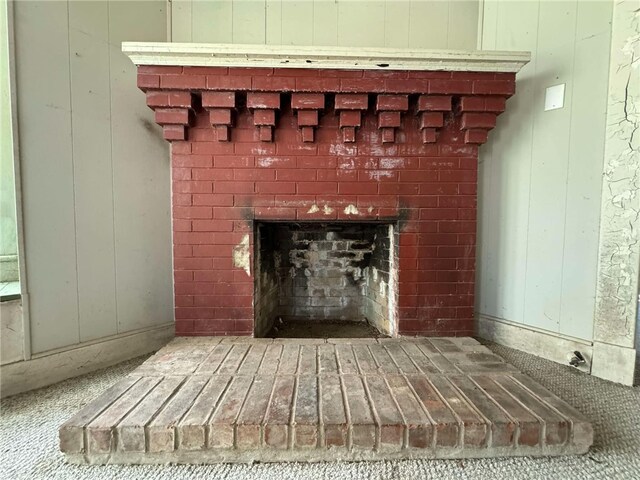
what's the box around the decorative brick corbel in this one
[247,92,280,142]
[334,94,368,143]
[416,95,452,144]
[459,96,507,144]
[291,93,325,143]
[376,94,408,143]
[202,91,236,142]
[145,91,195,141]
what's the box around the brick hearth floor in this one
[59,337,593,464]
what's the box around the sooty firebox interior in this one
[254,222,397,338]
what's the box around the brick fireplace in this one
[124,44,528,338]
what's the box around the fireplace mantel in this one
[123,42,530,73]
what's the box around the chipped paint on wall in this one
[233,234,251,276]
[594,0,639,349]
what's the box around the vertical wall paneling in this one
[232,1,266,44]
[281,1,313,45]
[192,0,232,43]
[68,1,118,341]
[478,0,539,324]
[108,1,173,333]
[478,0,613,341]
[313,0,338,46]
[265,0,282,44]
[383,1,410,48]
[447,1,479,50]
[172,0,479,51]
[171,0,193,42]
[14,0,172,354]
[337,1,386,47]
[521,1,577,333]
[558,0,611,339]
[408,1,449,49]
[14,1,80,352]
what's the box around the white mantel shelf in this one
[122,42,530,73]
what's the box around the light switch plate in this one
[544,84,565,111]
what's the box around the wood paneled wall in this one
[171,0,479,50]
[477,0,613,341]
[14,1,173,353]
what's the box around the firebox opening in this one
[254,221,397,338]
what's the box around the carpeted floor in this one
[1,341,638,480]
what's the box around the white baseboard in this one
[0,323,174,398]
[476,314,593,374]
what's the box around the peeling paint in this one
[257,157,277,167]
[380,158,405,169]
[367,170,396,180]
[233,234,251,276]
[594,0,640,350]
[307,204,320,214]
[323,205,334,215]
[344,204,359,215]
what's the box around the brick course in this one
[135,66,515,337]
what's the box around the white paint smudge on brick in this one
[233,234,251,276]
[343,204,359,215]
[379,158,405,169]
[339,159,356,170]
[367,170,396,180]
[257,157,277,167]
[307,204,320,214]
[322,205,334,215]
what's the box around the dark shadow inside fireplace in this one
[254,221,397,338]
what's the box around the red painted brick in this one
[291,93,325,110]
[428,80,472,94]
[378,111,402,128]
[338,182,378,195]
[209,109,232,125]
[163,125,186,141]
[276,169,317,181]
[253,109,276,126]
[339,111,362,128]
[161,75,206,89]
[384,78,430,93]
[420,112,444,128]
[473,80,515,95]
[192,194,234,206]
[465,129,489,144]
[417,95,452,112]
[137,74,159,89]
[297,110,319,127]
[334,94,368,110]
[297,182,338,194]
[139,65,183,75]
[252,76,296,91]
[461,113,496,129]
[247,92,281,109]
[340,78,385,92]
[421,128,437,144]
[376,94,408,111]
[206,75,252,90]
[296,77,340,92]
[201,92,234,109]
[256,182,296,194]
[342,127,356,143]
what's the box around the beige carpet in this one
[1,340,638,479]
